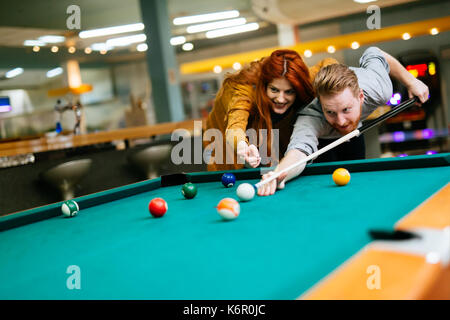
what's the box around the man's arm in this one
[380,50,429,104]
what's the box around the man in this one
[257,47,429,196]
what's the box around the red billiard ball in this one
[148,198,168,217]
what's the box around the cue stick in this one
[255,97,418,189]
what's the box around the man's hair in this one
[313,64,360,97]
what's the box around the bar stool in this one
[40,159,92,200]
[128,144,172,179]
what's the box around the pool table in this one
[1,153,449,300]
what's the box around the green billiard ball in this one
[181,182,197,199]
[61,200,79,217]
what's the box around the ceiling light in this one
[213,65,222,73]
[106,34,146,47]
[182,43,194,51]
[32,46,40,52]
[304,50,312,58]
[402,33,411,40]
[5,68,24,78]
[351,41,360,49]
[170,36,186,46]
[206,23,259,39]
[327,45,336,53]
[100,50,107,55]
[137,43,148,52]
[232,62,241,70]
[84,47,92,54]
[187,18,246,33]
[91,43,113,51]
[68,46,76,53]
[173,10,239,25]
[38,35,65,43]
[51,46,59,53]
[46,67,63,78]
[430,28,439,35]
[24,40,45,46]
[353,0,377,3]
[79,23,145,38]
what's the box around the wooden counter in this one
[0,119,205,157]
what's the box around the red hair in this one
[254,49,315,157]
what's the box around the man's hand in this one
[257,170,287,196]
[256,149,307,196]
[237,141,261,168]
[381,49,430,105]
[406,77,429,105]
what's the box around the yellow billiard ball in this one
[332,168,351,186]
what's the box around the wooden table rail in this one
[0,119,205,157]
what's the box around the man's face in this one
[266,77,296,114]
[320,88,364,135]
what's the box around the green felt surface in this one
[0,156,449,299]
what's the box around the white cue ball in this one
[236,183,255,202]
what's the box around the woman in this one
[204,50,337,171]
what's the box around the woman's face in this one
[266,77,296,114]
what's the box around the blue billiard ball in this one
[221,173,236,188]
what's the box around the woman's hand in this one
[237,141,261,168]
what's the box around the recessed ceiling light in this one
[51,46,59,53]
[170,36,186,46]
[327,45,336,53]
[79,23,145,38]
[402,32,411,40]
[137,43,148,52]
[68,46,76,53]
[84,47,92,54]
[106,34,146,47]
[205,23,259,39]
[24,40,45,46]
[5,68,24,79]
[187,18,246,33]
[304,50,312,58]
[353,0,377,3]
[173,10,239,25]
[182,43,194,51]
[91,43,113,51]
[46,67,63,78]
[351,41,360,49]
[38,35,65,43]
[32,46,40,52]
[213,65,222,73]
[430,28,439,35]
[232,62,241,70]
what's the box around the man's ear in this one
[359,89,364,105]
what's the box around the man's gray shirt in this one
[287,47,393,156]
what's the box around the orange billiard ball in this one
[332,168,351,186]
[216,198,240,221]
